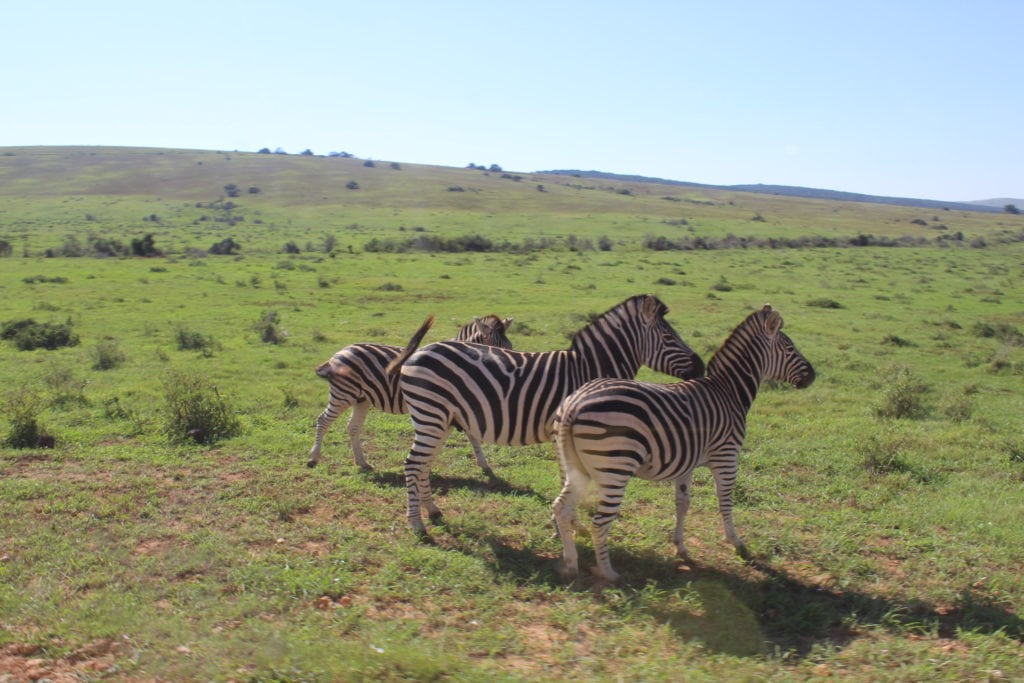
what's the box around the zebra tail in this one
[554,402,592,493]
[385,315,436,375]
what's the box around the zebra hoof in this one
[428,509,444,523]
[557,562,579,582]
[306,459,318,468]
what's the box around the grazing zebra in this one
[308,314,513,470]
[552,304,815,582]
[388,294,705,533]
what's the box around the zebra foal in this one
[553,304,815,582]
[308,314,513,470]
[388,294,705,534]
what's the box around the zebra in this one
[387,294,705,534]
[308,314,513,470]
[552,304,815,582]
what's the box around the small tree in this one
[1005,204,1020,215]
[224,183,241,198]
[131,233,160,257]
[209,237,241,255]
[162,369,241,445]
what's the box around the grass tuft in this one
[162,369,241,445]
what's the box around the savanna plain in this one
[0,147,1022,681]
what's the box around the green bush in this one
[175,325,217,356]
[3,386,44,448]
[0,318,79,351]
[256,310,286,344]
[92,338,126,370]
[162,369,241,445]
[874,365,931,419]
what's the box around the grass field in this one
[1,147,1022,681]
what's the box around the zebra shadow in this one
[438,530,1023,659]
[365,468,544,503]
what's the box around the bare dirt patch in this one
[0,639,128,682]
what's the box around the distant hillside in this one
[542,170,1008,214]
[966,198,1024,209]
[2,146,1020,256]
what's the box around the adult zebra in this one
[388,294,705,533]
[552,304,815,581]
[308,314,513,470]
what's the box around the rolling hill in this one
[1,146,1021,256]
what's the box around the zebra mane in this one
[568,294,666,350]
[705,305,775,376]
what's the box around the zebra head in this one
[635,295,705,380]
[468,315,514,349]
[758,305,816,389]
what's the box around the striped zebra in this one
[388,294,705,533]
[552,304,815,582]
[308,314,513,470]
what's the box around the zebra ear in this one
[641,295,666,322]
[764,309,783,337]
[501,317,514,332]
[473,316,492,334]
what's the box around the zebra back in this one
[397,294,703,447]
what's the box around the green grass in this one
[0,147,1022,680]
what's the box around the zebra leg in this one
[673,471,694,558]
[467,435,492,474]
[346,400,372,469]
[709,456,747,557]
[404,424,452,534]
[308,397,352,467]
[590,484,627,583]
[552,481,584,579]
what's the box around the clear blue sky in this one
[4,1,1021,201]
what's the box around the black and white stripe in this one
[553,304,815,581]
[308,314,513,469]
[389,294,705,533]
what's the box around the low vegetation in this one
[0,147,1021,680]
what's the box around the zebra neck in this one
[707,350,764,414]
[569,339,641,383]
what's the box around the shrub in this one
[874,365,931,419]
[860,431,916,476]
[940,392,974,422]
[0,318,79,351]
[92,338,126,370]
[882,334,915,347]
[711,277,733,292]
[807,298,843,309]
[256,310,287,344]
[175,325,217,356]
[3,386,45,448]
[44,361,88,407]
[972,321,1024,345]
[210,237,241,255]
[162,369,240,445]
